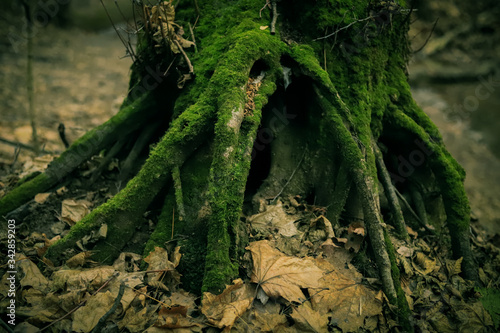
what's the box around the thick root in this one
[389,110,477,281]
[0,93,157,217]
[45,96,215,264]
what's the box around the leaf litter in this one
[0,194,499,332]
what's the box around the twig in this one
[173,39,194,73]
[270,0,277,35]
[394,188,434,234]
[188,22,198,53]
[0,137,52,154]
[10,146,20,170]
[100,0,136,62]
[41,272,119,331]
[314,15,374,41]
[89,139,126,184]
[259,0,270,18]
[413,18,439,53]
[272,149,306,203]
[171,207,175,239]
[193,0,200,17]
[21,0,39,154]
[58,123,70,148]
[91,283,125,333]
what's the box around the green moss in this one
[384,230,414,332]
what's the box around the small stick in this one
[270,0,277,35]
[41,272,119,331]
[314,15,374,41]
[173,39,194,74]
[188,22,198,53]
[272,149,306,203]
[91,283,125,333]
[171,207,175,239]
[10,146,20,170]
[58,123,70,148]
[259,0,270,18]
[0,137,52,154]
[22,0,40,154]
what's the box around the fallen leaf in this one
[247,240,323,303]
[397,246,413,258]
[61,199,91,226]
[311,258,383,332]
[201,278,255,329]
[413,252,437,275]
[66,251,92,268]
[16,253,50,292]
[291,301,329,332]
[72,291,115,332]
[34,192,51,203]
[247,200,301,237]
[445,257,463,277]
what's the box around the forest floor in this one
[0,5,500,332]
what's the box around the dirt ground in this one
[0,25,132,163]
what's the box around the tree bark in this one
[0,1,477,326]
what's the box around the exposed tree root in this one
[0,2,479,330]
[45,92,215,264]
[172,165,186,221]
[373,140,410,241]
[119,121,164,184]
[388,110,477,281]
[0,93,157,217]
[89,139,126,184]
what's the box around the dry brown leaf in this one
[310,258,383,332]
[201,278,254,329]
[119,306,151,332]
[72,290,115,332]
[250,303,288,332]
[144,246,180,285]
[291,301,329,332]
[406,226,418,238]
[113,252,143,272]
[66,251,92,268]
[247,200,301,237]
[154,305,201,329]
[260,25,269,30]
[34,192,51,203]
[56,186,68,196]
[413,252,437,275]
[445,257,463,277]
[20,154,56,178]
[61,199,91,226]
[310,215,335,239]
[16,253,50,292]
[149,279,170,292]
[17,293,63,323]
[51,266,116,291]
[345,223,365,253]
[247,240,323,303]
[397,245,413,258]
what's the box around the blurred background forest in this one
[0,0,499,237]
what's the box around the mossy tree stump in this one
[0,0,477,329]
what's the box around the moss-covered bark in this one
[1,0,477,326]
